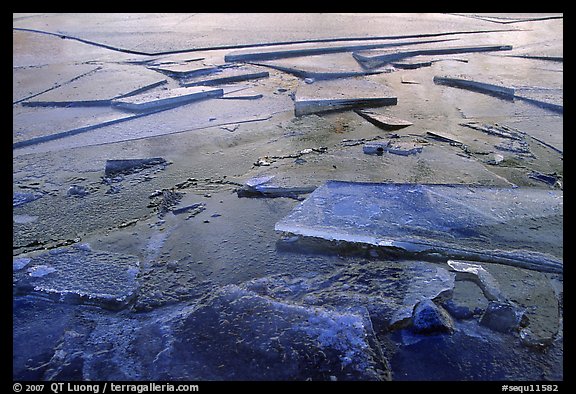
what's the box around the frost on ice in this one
[13,244,140,310]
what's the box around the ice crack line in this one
[13,26,518,57]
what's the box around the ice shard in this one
[275,181,563,273]
[433,76,515,99]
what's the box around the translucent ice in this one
[275,181,563,273]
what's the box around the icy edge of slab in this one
[294,78,397,116]
[275,181,563,273]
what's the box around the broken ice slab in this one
[410,299,455,334]
[84,284,390,381]
[104,158,167,176]
[353,44,512,69]
[111,86,224,112]
[237,175,316,199]
[390,263,455,329]
[294,78,397,116]
[13,244,140,310]
[180,66,269,87]
[253,52,383,80]
[425,130,464,146]
[362,142,389,155]
[139,53,205,67]
[224,38,457,63]
[495,140,532,155]
[354,109,413,130]
[469,122,562,156]
[221,88,263,100]
[148,63,220,79]
[433,76,515,99]
[479,301,527,334]
[275,181,563,273]
[363,141,423,156]
[244,175,276,188]
[384,141,424,156]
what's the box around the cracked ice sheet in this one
[13,92,293,156]
[275,181,563,273]
[24,63,167,106]
[13,63,100,104]
[13,244,140,310]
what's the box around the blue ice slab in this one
[13,244,140,310]
[275,181,563,273]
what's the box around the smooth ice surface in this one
[275,181,563,272]
[13,244,140,310]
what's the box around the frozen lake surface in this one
[13,13,563,382]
